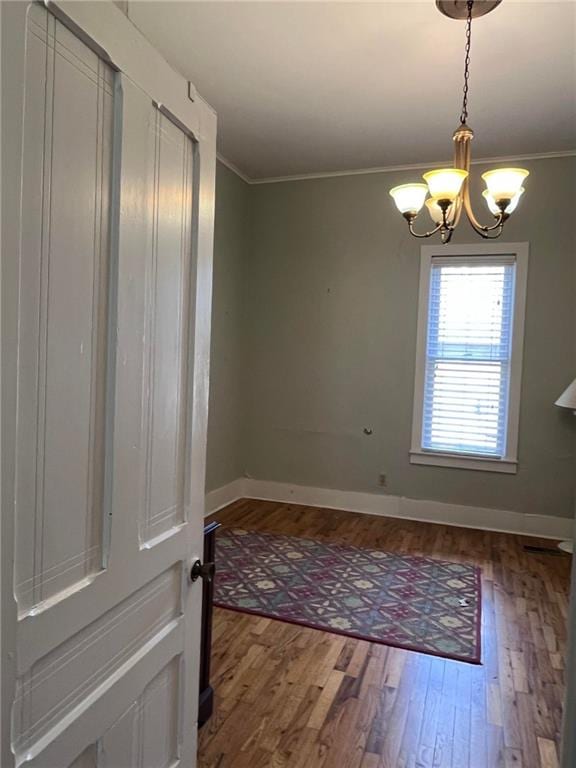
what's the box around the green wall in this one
[208,157,576,519]
[205,162,250,491]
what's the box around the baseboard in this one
[205,478,574,541]
[205,478,246,517]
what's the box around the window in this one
[411,243,528,473]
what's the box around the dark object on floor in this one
[198,521,220,727]
[523,544,567,556]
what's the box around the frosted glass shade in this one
[425,197,455,225]
[483,187,524,216]
[389,183,428,215]
[481,168,529,202]
[422,168,468,202]
[555,378,576,410]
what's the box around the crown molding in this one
[216,152,251,184]
[217,149,576,186]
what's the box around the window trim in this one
[410,242,529,474]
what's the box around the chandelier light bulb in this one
[483,187,525,216]
[426,196,455,225]
[481,168,529,203]
[389,183,428,216]
[422,169,468,202]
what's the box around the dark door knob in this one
[191,559,215,583]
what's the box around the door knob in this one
[191,559,215,583]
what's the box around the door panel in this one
[2,3,214,767]
[12,566,181,756]
[15,3,114,615]
[139,101,194,546]
[99,658,181,768]
[60,658,181,768]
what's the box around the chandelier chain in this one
[460,0,474,125]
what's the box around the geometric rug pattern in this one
[214,528,482,664]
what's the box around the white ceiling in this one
[128,1,576,181]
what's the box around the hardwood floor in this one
[199,499,572,768]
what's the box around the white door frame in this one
[1,2,216,765]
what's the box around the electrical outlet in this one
[378,473,387,487]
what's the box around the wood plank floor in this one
[199,499,572,768]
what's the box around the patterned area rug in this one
[214,528,482,664]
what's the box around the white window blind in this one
[422,257,516,458]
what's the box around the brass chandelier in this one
[390,0,528,243]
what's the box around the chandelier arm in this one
[461,180,506,233]
[480,215,506,232]
[468,220,506,239]
[405,218,446,239]
[463,207,506,238]
[450,192,465,229]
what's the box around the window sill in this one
[409,450,518,474]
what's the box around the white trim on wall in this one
[216,153,251,184]
[205,478,247,515]
[205,478,574,541]
[217,149,576,186]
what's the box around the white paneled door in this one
[1,3,216,767]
